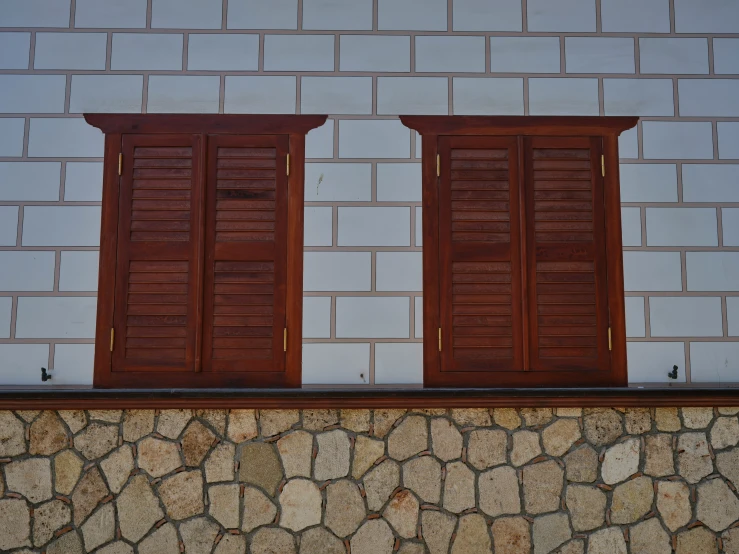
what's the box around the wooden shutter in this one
[111,134,203,373]
[438,136,524,373]
[524,136,611,372]
[201,135,288,373]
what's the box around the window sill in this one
[0,385,736,409]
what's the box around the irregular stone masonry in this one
[0,408,739,553]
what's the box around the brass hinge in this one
[118,153,123,176]
[436,154,440,177]
[284,328,287,352]
[601,155,605,177]
[438,328,442,352]
[608,327,612,351]
[286,153,290,176]
[110,328,115,352]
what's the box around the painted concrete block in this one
[59,251,99,292]
[304,163,372,202]
[337,207,410,246]
[302,0,373,30]
[64,162,103,201]
[75,0,148,28]
[453,0,522,31]
[619,164,678,203]
[714,39,739,75]
[2,0,71,27]
[453,78,524,115]
[0,75,66,114]
[263,35,334,71]
[690,342,739,383]
[646,208,718,247]
[621,207,642,247]
[0,207,18,246]
[674,0,739,33]
[528,78,599,116]
[527,0,596,32]
[376,163,422,202]
[151,0,223,28]
[303,296,331,339]
[111,33,183,70]
[336,297,410,338]
[683,165,739,203]
[639,38,709,74]
[34,32,107,70]
[301,77,372,115]
[415,36,486,73]
[187,34,259,71]
[302,343,370,384]
[650,297,723,337]
[339,35,411,72]
[227,0,298,29]
[338,120,410,159]
[225,76,296,114]
[600,0,670,32]
[625,297,646,338]
[28,118,104,158]
[0,251,56,292]
[52,344,94,385]
[722,208,739,246]
[0,344,51,386]
[623,251,682,292]
[0,118,25,157]
[642,122,714,160]
[0,297,10,338]
[490,37,560,73]
[303,252,371,291]
[147,76,220,113]
[0,162,61,202]
[627,342,686,383]
[687,252,739,292]
[0,33,30,69]
[306,119,334,159]
[375,343,423,384]
[377,77,449,116]
[679,79,739,117]
[15,296,97,338]
[565,38,635,73]
[603,79,674,116]
[304,206,333,246]
[376,252,422,291]
[69,75,144,113]
[719,123,739,160]
[378,0,447,30]
[22,206,101,246]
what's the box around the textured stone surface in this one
[584,408,623,446]
[341,409,370,433]
[251,527,296,554]
[676,527,718,554]
[720,408,739,416]
[388,415,428,461]
[116,475,163,542]
[566,485,606,530]
[157,409,191,439]
[431,418,463,461]
[398,543,425,554]
[180,517,219,554]
[54,449,83,495]
[97,542,134,554]
[325,479,365,537]
[208,483,240,529]
[564,444,598,482]
[6,458,53,503]
[521,408,553,427]
[138,437,181,478]
[353,435,385,479]
[696,477,739,531]
[373,409,406,438]
[451,514,492,554]
[711,417,739,449]
[364,459,400,511]
[158,470,204,520]
[181,421,215,466]
[657,480,692,532]
[611,476,654,524]
[532,513,571,554]
[645,434,675,477]
[100,445,134,494]
[555,539,585,554]
[492,516,531,554]
[422,511,456,554]
[625,408,653,434]
[212,533,246,554]
[280,478,322,531]
[351,519,394,554]
[122,410,154,442]
[443,460,476,513]
[303,409,339,430]
[259,410,299,437]
[678,432,713,483]
[242,486,277,532]
[724,528,739,554]
[314,429,351,480]
[277,430,313,478]
[74,422,118,460]
[59,410,87,434]
[46,530,82,554]
[299,527,345,554]
[402,455,441,503]
[204,442,235,482]
[682,407,713,429]
[542,419,581,457]
[138,522,179,554]
[196,410,227,435]
[494,408,522,430]
[602,438,640,484]
[467,429,507,469]
[479,466,520,517]
[29,411,68,456]
[511,430,542,467]
[33,499,70,547]
[655,408,681,432]
[588,527,627,554]
[384,489,420,538]
[239,442,283,496]
[88,410,122,423]
[81,502,114,551]
[630,518,671,554]
[227,409,258,443]
[72,467,108,525]
[717,447,739,486]
[523,460,563,514]
[451,408,491,427]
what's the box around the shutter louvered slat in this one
[202,136,288,373]
[525,137,610,372]
[112,136,202,372]
[439,136,524,372]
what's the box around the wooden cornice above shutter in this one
[88,114,326,388]
[406,116,635,388]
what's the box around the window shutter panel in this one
[112,134,203,373]
[438,136,524,373]
[524,136,611,372]
[201,135,288,373]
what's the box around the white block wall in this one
[1,0,738,386]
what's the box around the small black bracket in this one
[667,365,679,380]
[41,367,52,382]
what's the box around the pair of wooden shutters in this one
[88,115,326,388]
[408,117,636,388]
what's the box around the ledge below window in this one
[0,386,737,409]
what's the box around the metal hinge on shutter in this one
[608,327,612,351]
[438,328,442,352]
[601,155,605,177]
[436,154,440,177]
[286,153,290,176]
[284,328,288,352]
[110,328,115,351]
[118,153,123,176]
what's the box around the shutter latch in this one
[118,153,123,176]
[284,328,287,352]
[436,154,440,177]
[286,154,290,176]
[601,155,605,177]
[608,327,612,351]
[438,328,442,352]
[110,328,115,352]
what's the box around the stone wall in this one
[1,407,739,553]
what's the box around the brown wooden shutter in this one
[201,135,288,374]
[523,136,611,372]
[438,136,524,373]
[111,134,203,373]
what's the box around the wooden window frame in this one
[401,115,639,388]
[85,114,327,388]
